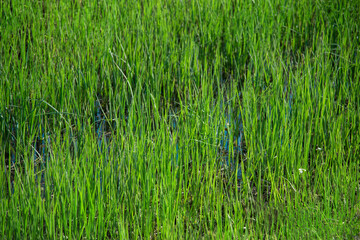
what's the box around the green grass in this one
[1,0,360,238]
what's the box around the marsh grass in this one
[1,0,360,238]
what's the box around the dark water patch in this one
[33,129,50,199]
[1,107,18,195]
[219,109,244,188]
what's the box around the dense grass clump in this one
[1,0,360,238]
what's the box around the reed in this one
[1,0,359,238]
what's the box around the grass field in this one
[1,0,360,238]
